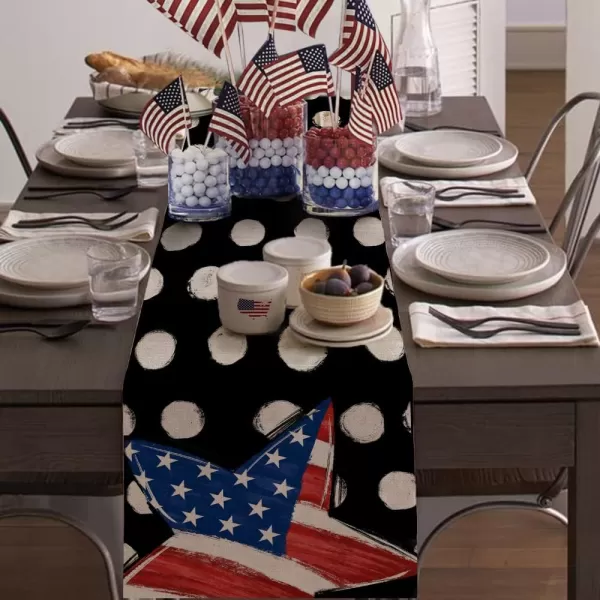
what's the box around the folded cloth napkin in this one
[380,177,536,208]
[409,300,600,348]
[0,208,159,243]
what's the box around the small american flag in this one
[146,0,238,58]
[238,34,280,118]
[237,298,272,318]
[139,77,191,154]
[297,0,334,38]
[264,45,335,107]
[209,83,251,163]
[267,0,297,31]
[235,0,268,22]
[364,51,403,135]
[329,0,391,72]
[348,68,374,145]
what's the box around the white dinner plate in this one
[392,235,566,302]
[289,324,394,348]
[54,130,135,168]
[394,130,503,168]
[414,230,551,285]
[379,135,519,179]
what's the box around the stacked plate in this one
[378,130,519,179]
[392,230,568,302]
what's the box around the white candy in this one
[336,177,349,190]
[349,177,361,189]
[270,155,282,167]
[294,137,302,147]
[206,186,219,199]
[195,157,209,171]
[259,138,271,150]
[311,174,324,186]
[226,146,238,157]
[209,164,222,177]
[276,147,286,157]
[265,148,275,158]
[306,165,316,177]
[185,196,199,207]
[215,138,227,149]
[249,139,259,149]
[181,173,193,186]
[174,192,185,205]
[360,175,372,187]
[343,167,355,179]
[282,156,294,168]
[207,150,226,165]
[193,170,206,183]
[182,148,196,161]
[355,167,367,179]
[323,176,336,189]
[218,183,229,196]
[283,137,294,148]
[204,175,217,187]
[253,148,266,160]
[286,146,298,157]
[193,183,206,197]
[170,148,184,163]
[199,196,212,207]
[229,157,237,168]
[259,157,271,169]
[366,166,374,176]
[172,178,184,191]
[317,166,330,178]
[249,157,260,168]
[181,185,194,197]
[217,173,227,184]
[236,159,247,170]
[271,138,283,150]
[329,166,342,179]
[174,164,185,176]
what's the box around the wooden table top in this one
[383,96,600,403]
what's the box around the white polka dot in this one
[188,266,218,300]
[278,327,327,372]
[161,400,205,439]
[135,330,176,370]
[366,327,405,362]
[230,219,266,246]
[161,222,203,251]
[353,216,385,246]
[333,476,348,507]
[124,543,138,566]
[127,481,151,515]
[385,269,395,295]
[253,400,302,437]
[378,471,416,510]
[144,268,164,301]
[208,327,247,365]
[403,404,412,432]
[340,403,385,444]
[123,405,135,437]
[294,218,329,240]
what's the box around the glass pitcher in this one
[391,0,442,117]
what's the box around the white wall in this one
[507,0,566,26]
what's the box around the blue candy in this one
[334,198,347,209]
[330,188,342,200]
[343,188,354,201]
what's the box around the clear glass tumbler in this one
[132,130,169,188]
[385,181,435,247]
[87,242,144,322]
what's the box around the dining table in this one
[0,96,599,600]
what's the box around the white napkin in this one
[380,177,536,208]
[409,300,600,348]
[0,208,159,243]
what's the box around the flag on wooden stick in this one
[348,68,374,145]
[235,0,268,22]
[267,0,297,31]
[364,51,402,135]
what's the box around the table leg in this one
[569,402,600,599]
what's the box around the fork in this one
[403,181,522,200]
[13,212,128,225]
[63,121,138,130]
[0,320,90,341]
[405,122,503,137]
[428,306,581,331]
[23,187,135,201]
[432,216,546,234]
[438,322,582,339]
[12,214,138,231]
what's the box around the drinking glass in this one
[87,242,144,322]
[385,181,435,247]
[132,130,169,188]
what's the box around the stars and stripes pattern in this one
[264,45,335,107]
[124,400,417,598]
[235,0,269,22]
[208,83,251,163]
[146,0,238,58]
[267,0,297,31]
[237,298,271,318]
[363,51,402,135]
[139,77,191,154]
[348,68,374,145]
[328,0,391,72]
[238,34,280,118]
[296,0,334,38]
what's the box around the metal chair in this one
[0,108,32,178]
[0,508,119,599]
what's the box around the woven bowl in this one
[299,266,384,326]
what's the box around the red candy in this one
[350,158,362,169]
[324,157,336,169]
[344,148,357,160]
[329,147,341,159]
[337,157,349,169]
[316,148,328,160]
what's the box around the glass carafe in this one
[392,0,442,117]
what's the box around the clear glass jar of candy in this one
[168,145,231,222]
[303,126,378,217]
[226,99,306,199]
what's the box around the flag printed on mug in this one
[237,298,272,318]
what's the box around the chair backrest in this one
[0,508,119,600]
[0,108,32,178]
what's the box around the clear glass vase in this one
[391,0,442,117]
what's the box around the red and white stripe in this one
[348,90,374,145]
[266,0,297,31]
[297,0,334,38]
[209,113,251,164]
[140,102,190,154]
[235,0,268,22]
[147,0,238,58]
[124,404,417,598]
[238,64,280,117]
[365,78,402,135]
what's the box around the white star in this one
[171,480,192,499]
[289,427,310,446]
[135,470,153,490]
[125,443,138,461]
[307,409,319,420]
[182,507,202,527]
[234,470,255,488]
[219,516,240,535]
[273,479,295,498]
[197,462,218,480]
[265,449,286,467]
[259,525,280,545]
[210,489,231,509]
[157,452,177,470]
[248,499,270,518]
